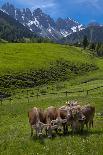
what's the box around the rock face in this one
[0,10,35,41]
[1,2,85,40]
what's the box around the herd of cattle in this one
[28,101,95,138]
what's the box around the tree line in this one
[74,35,103,57]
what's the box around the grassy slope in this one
[0,43,97,74]
[0,43,103,155]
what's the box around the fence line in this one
[0,85,103,105]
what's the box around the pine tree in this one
[82,35,88,49]
[97,44,103,57]
[95,43,101,56]
[89,43,96,50]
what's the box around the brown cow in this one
[70,106,85,133]
[45,106,62,137]
[81,104,95,129]
[28,106,65,138]
[45,106,68,137]
[59,103,85,133]
[28,107,47,137]
[59,105,71,134]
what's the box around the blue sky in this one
[0,0,103,24]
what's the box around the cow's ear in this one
[62,119,67,123]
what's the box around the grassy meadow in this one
[0,43,103,155]
[0,43,97,74]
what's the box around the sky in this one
[0,0,103,25]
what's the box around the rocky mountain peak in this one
[1,2,85,40]
[33,8,43,16]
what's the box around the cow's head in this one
[70,109,85,133]
[51,118,67,131]
[66,109,73,122]
[32,122,47,137]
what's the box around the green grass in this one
[0,43,98,74]
[0,43,103,155]
[0,88,103,155]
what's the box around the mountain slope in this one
[1,3,85,40]
[61,25,103,44]
[0,10,35,41]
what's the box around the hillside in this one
[0,10,35,41]
[0,43,103,93]
[0,43,97,73]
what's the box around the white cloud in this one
[16,0,56,9]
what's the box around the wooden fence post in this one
[86,90,89,95]
[26,90,30,103]
[0,98,3,105]
[36,93,39,99]
[27,97,29,103]
[9,98,12,104]
[65,91,68,97]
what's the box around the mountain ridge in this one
[1,2,85,40]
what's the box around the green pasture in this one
[0,83,103,155]
[0,43,98,74]
[0,43,103,155]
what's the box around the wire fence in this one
[0,85,103,106]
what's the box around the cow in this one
[81,104,95,130]
[45,106,63,137]
[70,106,85,133]
[28,106,66,138]
[45,106,68,137]
[59,102,85,133]
[59,105,71,134]
[28,107,47,137]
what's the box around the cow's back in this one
[46,106,58,121]
[38,109,47,124]
[82,105,95,123]
[59,109,67,119]
[28,107,39,125]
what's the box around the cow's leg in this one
[35,129,38,137]
[71,125,75,134]
[81,124,84,132]
[63,124,65,134]
[63,124,67,134]
[86,123,89,130]
[89,122,91,129]
[89,120,93,129]
[65,124,68,134]
[92,120,93,128]
[80,122,84,132]
[31,126,33,136]
[45,128,48,136]
[55,128,58,134]
[47,126,52,138]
